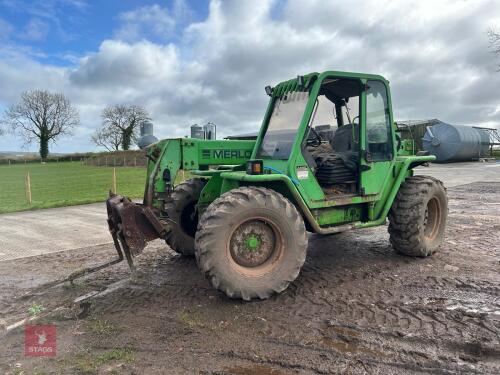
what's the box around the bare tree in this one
[2,90,79,160]
[92,105,151,151]
[91,126,122,152]
[488,27,500,69]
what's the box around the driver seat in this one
[330,123,359,152]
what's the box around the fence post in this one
[25,172,32,205]
[134,156,137,167]
[112,167,117,194]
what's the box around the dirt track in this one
[0,181,499,374]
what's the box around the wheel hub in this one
[229,220,276,268]
[424,197,440,240]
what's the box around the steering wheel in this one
[306,127,322,147]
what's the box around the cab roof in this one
[271,70,388,98]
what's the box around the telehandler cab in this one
[106,70,448,300]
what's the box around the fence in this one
[0,161,146,214]
[0,150,148,166]
[0,156,87,165]
[83,150,147,167]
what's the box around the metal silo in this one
[422,122,490,162]
[190,124,205,139]
[204,122,216,140]
[137,120,158,149]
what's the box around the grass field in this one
[0,162,146,214]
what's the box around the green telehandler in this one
[105,70,448,300]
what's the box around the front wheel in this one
[164,178,206,256]
[195,187,307,300]
[388,175,448,257]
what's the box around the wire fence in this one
[0,162,146,214]
[83,153,148,167]
[0,150,148,166]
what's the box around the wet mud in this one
[0,182,499,374]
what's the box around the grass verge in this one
[0,161,145,214]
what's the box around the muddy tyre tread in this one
[195,187,307,300]
[388,175,447,257]
[164,178,206,256]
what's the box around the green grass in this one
[68,347,135,374]
[89,319,117,336]
[27,302,45,316]
[0,161,146,214]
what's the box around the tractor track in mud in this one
[0,182,499,374]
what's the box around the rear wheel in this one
[388,175,447,257]
[164,178,206,256]
[195,187,307,300]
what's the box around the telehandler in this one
[106,70,448,300]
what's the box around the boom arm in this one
[144,138,256,208]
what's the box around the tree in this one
[488,27,500,69]
[92,105,151,151]
[91,126,122,152]
[2,90,79,160]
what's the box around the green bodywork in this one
[143,70,434,234]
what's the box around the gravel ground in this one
[0,174,499,374]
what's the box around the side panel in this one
[182,139,255,169]
[313,205,364,226]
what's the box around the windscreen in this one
[257,91,309,159]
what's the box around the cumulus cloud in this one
[115,4,176,42]
[1,0,500,153]
[70,40,180,88]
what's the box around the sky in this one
[0,0,499,153]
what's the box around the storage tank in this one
[204,122,216,140]
[137,120,158,149]
[190,124,205,139]
[422,122,490,162]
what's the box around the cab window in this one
[366,81,393,160]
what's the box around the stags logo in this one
[202,149,252,159]
[25,324,56,357]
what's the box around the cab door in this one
[360,80,395,196]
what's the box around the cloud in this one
[1,0,500,153]
[115,4,176,42]
[70,40,179,88]
[20,18,49,41]
[0,17,13,40]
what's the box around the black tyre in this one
[388,175,447,257]
[195,187,307,300]
[164,178,206,256]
